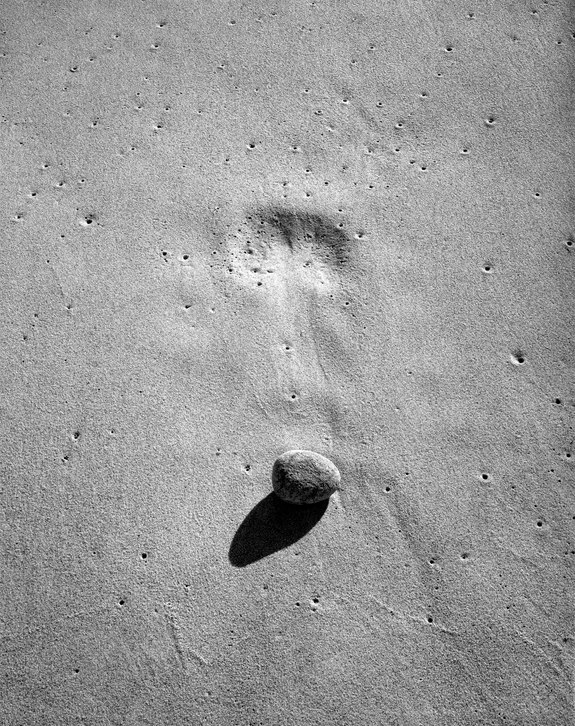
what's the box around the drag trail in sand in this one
[222,206,358,415]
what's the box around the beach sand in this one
[1,1,574,723]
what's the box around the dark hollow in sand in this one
[251,206,352,266]
[272,450,341,505]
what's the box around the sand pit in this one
[1,1,574,724]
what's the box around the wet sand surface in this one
[1,1,574,724]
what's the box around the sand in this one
[1,1,574,724]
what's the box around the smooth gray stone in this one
[272,450,340,505]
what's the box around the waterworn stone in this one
[272,450,340,505]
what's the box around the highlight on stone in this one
[272,450,341,505]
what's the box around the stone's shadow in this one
[228,492,328,567]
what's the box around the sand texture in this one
[1,1,574,724]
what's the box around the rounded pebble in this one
[272,450,340,505]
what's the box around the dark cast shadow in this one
[228,492,329,567]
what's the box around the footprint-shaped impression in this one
[224,206,352,295]
[272,450,340,505]
[221,205,358,417]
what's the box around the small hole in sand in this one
[141,552,148,560]
[554,398,562,404]
[536,521,543,527]
[481,473,490,481]
[427,616,434,623]
[445,46,454,52]
[119,599,125,606]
